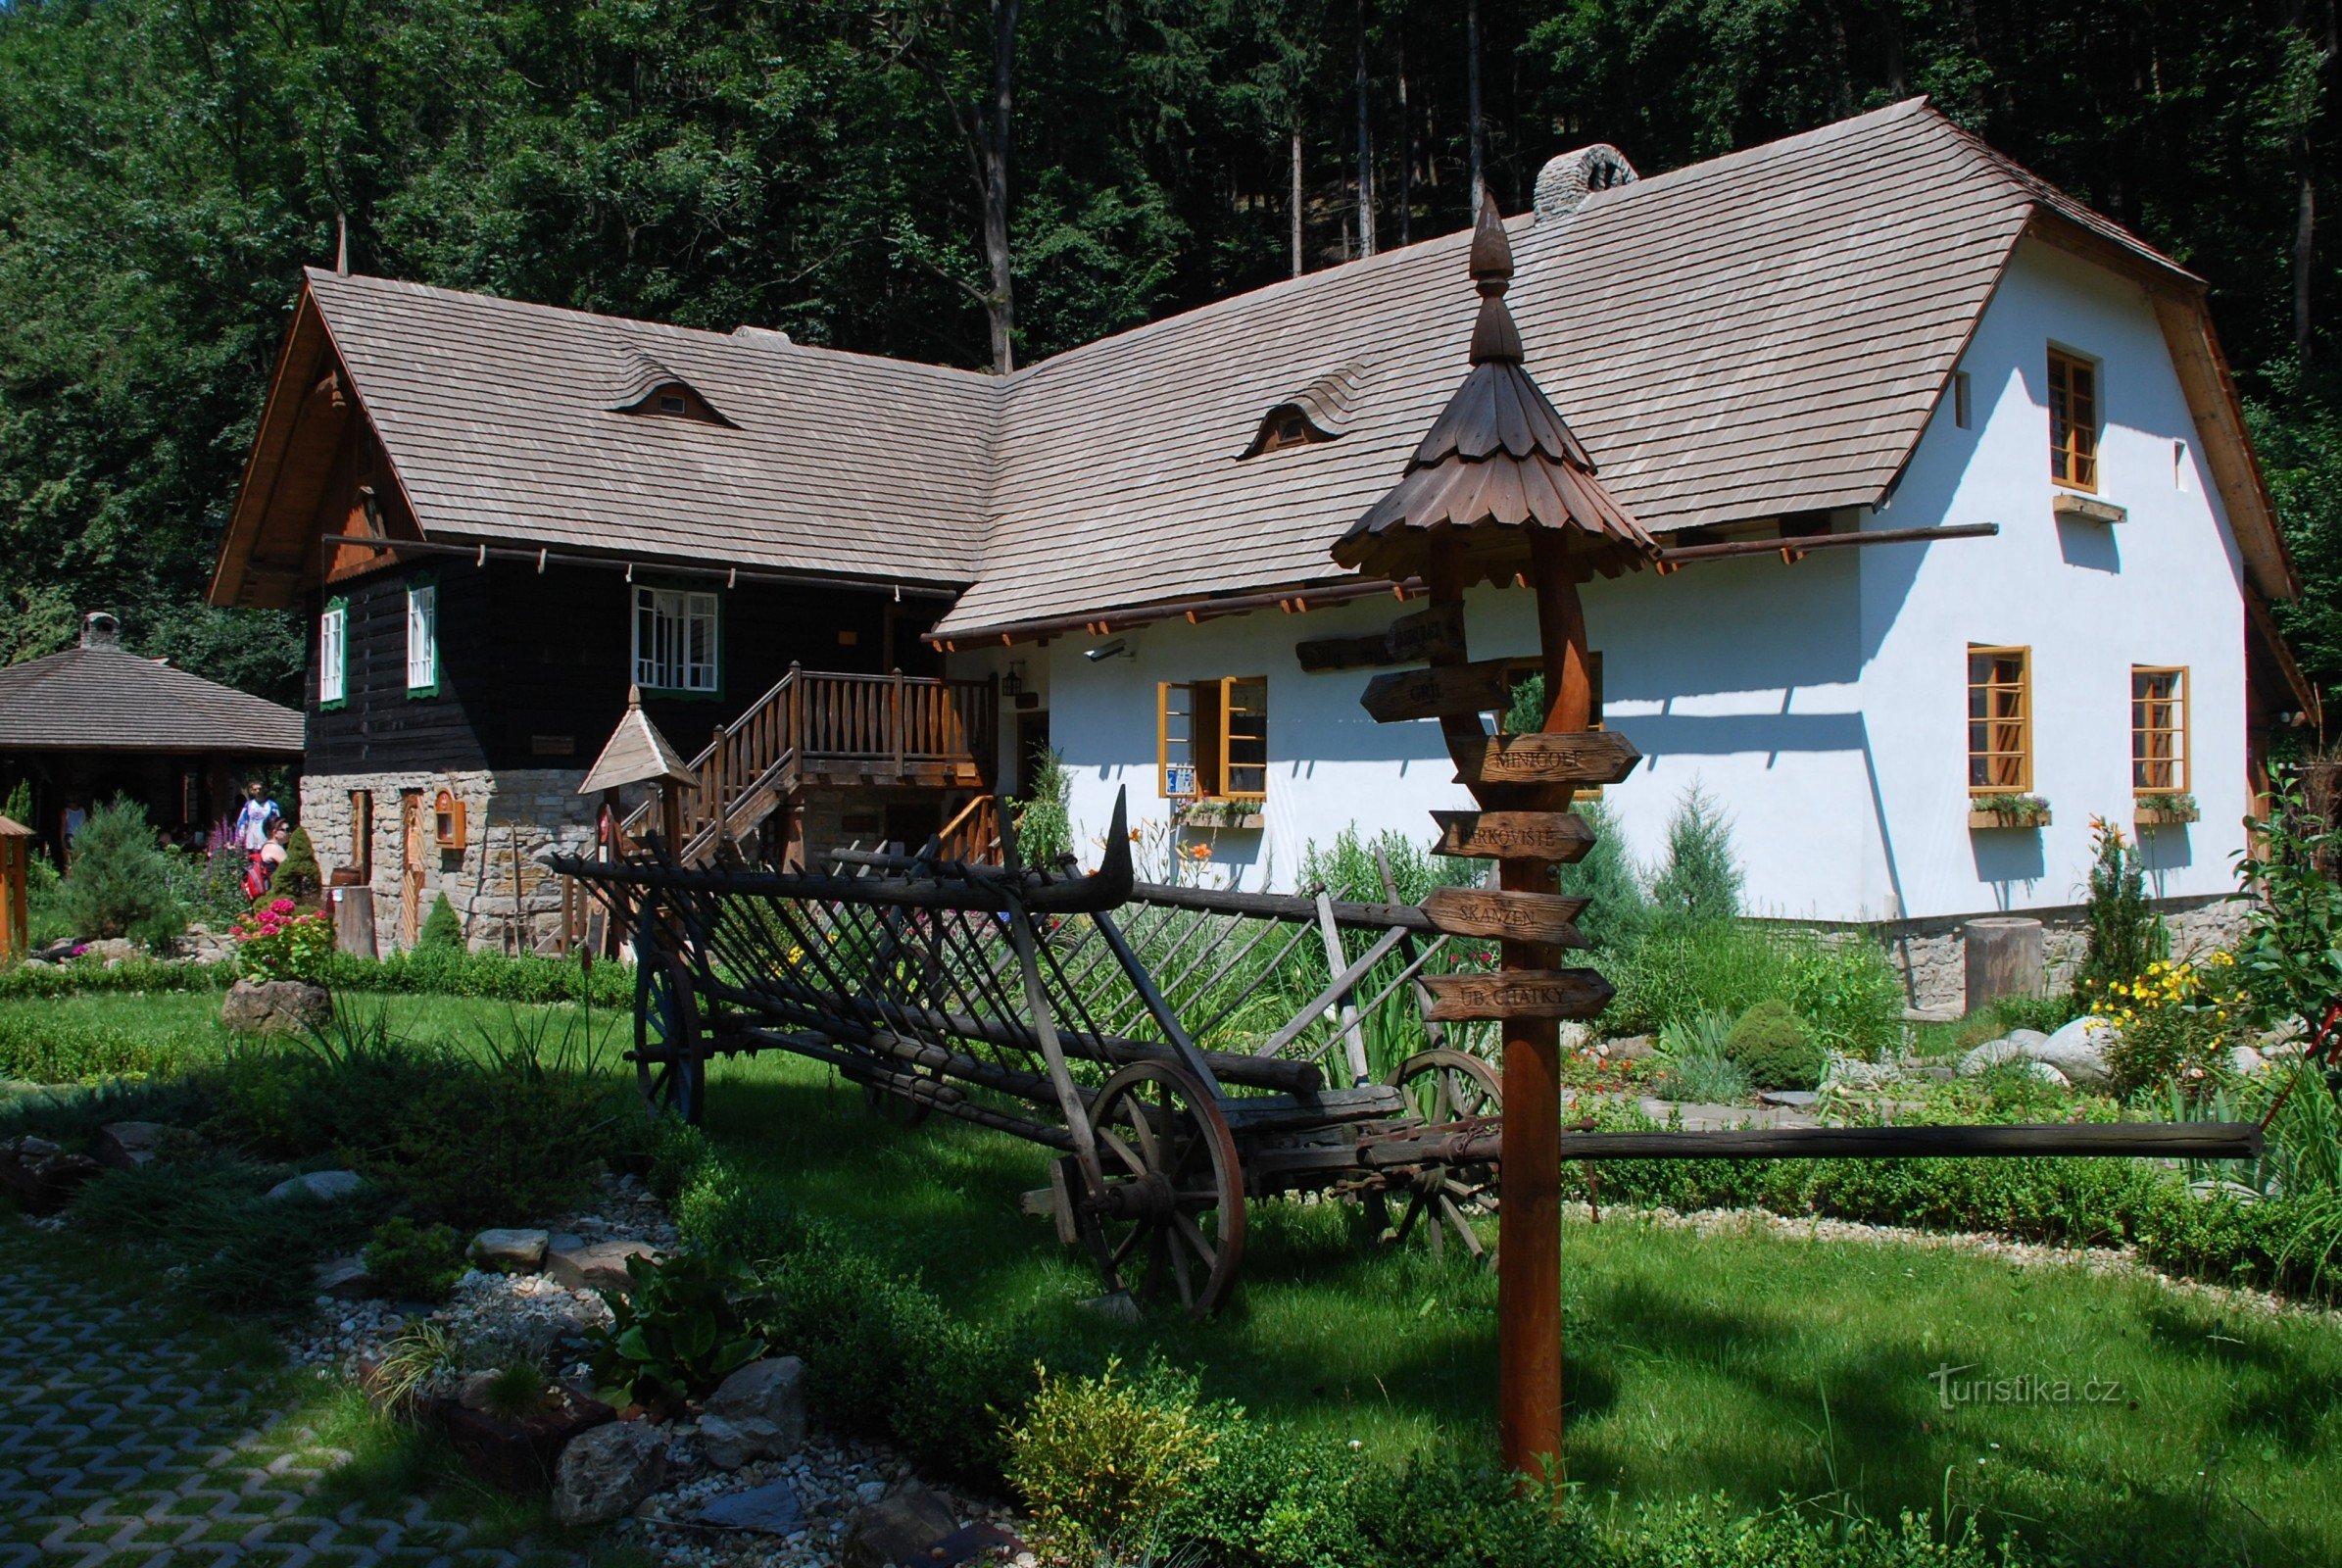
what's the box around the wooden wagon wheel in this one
[1374,1048,1501,1260]
[1081,1061,1247,1317]
[635,952,707,1125]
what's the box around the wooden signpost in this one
[1429,809,1594,862]
[1328,193,1667,1484]
[1420,885,1589,946]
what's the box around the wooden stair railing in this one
[618,667,996,865]
[936,793,1003,865]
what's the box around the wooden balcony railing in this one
[622,665,996,861]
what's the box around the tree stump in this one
[1964,916,2044,1010]
[332,884,377,958]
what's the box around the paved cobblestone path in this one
[0,1261,561,1568]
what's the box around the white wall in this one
[979,238,2253,922]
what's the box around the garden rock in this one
[0,1135,103,1215]
[470,1227,551,1273]
[553,1419,668,1526]
[221,977,333,1034]
[843,1480,959,1568]
[313,1256,377,1299]
[81,937,138,965]
[2031,1017,2116,1089]
[705,1357,805,1444]
[94,1121,168,1170]
[545,1233,659,1295]
[697,1477,806,1535]
[266,1169,366,1203]
[1958,1030,2049,1077]
[2230,1045,2271,1076]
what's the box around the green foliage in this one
[207,1007,639,1230]
[2231,766,2342,1033]
[1723,1000,1822,1091]
[2073,818,2169,1004]
[1781,935,1907,1058]
[1605,918,1792,1039]
[1558,797,1652,952]
[1005,1358,1219,1553]
[1652,1010,1750,1102]
[1646,784,1742,928]
[69,1157,384,1312]
[0,943,629,1005]
[588,1247,766,1410]
[0,1007,207,1083]
[1009,750,1074,868]
[55,799,185,950]
[1,778,28,826]
[415,894,464,954]
[1297,825,1477,906]
[268,827,321,902]
[360,1217,466,1302]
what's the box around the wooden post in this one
[0,824,27,961]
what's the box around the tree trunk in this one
[1292,123,1304,277]
[2300,166,2317,366]
[1467,0,1485,206]
[1354,0,1375,258]
[981,0,1021,374]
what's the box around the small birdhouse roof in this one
[1332,193,1660,588]
[0,815,31,838]
[579,687,697,794]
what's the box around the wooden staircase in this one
[621,665,996,865]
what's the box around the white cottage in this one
[920,101,2307,1004]
[214,100,2307,990]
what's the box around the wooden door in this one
[399,791,428,949]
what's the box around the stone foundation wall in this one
[298,769,602,955]
[1844,896,2248,1014]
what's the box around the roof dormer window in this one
[609,344,735,426]
[1256,407,1320,454]
[624,380,726,424]
[1239,362,1372,459]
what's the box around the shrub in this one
[2072,816,2167,1004]
[1652,1010,1749,1102]
[361,1217,467,1301]
[268,827,322,902]
[2231,766,2342,1034]
[1299,825,1478,906]
[231,898,334,983]
[70,1157,383,1311]
[1555,797,1649,951]
[1005,1359,1218,1553]
[1723,999,1822,1090]
[1,777,28,826]
[55,799,186,949]
[0,1010,208,1083]
[588,1246,767,1410]
[2095,954,2249,1096]
[1781,934,1906,1058]
[1010,749,1074,868]
[1646,782,1742,928]
[416,893,464,953]
[1605,917,1784,1038]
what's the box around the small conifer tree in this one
[416,892,464,952]
[268,825,322,903]
[1648,784,1742,928]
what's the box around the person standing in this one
[233,780,280,852]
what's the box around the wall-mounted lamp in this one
[1084,638,1134,664]
[1000,662,1025,698]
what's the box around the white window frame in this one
[317,601,347,707]
[406,582,438,694]
[633,585,720,694]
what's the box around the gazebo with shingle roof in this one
[0,613,305,854]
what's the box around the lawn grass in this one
[700,1047,2342,1567]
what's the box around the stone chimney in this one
[1533,144,1637,221]
[80,612,122,651]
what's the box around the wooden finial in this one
[626,683,644,708]
[335,213,350,275]
[1468,191,1523,366]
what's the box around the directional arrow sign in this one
[1359,659,1514,724]
[1430,810,1595,862]
[1421,968,1615,1022]
[1454,729,1641,789]
[1422,886,1589,946]
[1295,602,1467,673]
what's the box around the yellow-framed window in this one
[1158,677,1269,801]
[1967,645,2031,792]
[2131,665,2188,794]
[2048,347,2099,491]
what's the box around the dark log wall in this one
[305,558,951,774]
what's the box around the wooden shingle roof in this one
[0,646,304,755]
[303,272,1000,587]
[216,98,2285,635]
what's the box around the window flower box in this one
[1179,804,1265,831]
[2134,792,2200,828]
[1968,794,2051,830]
